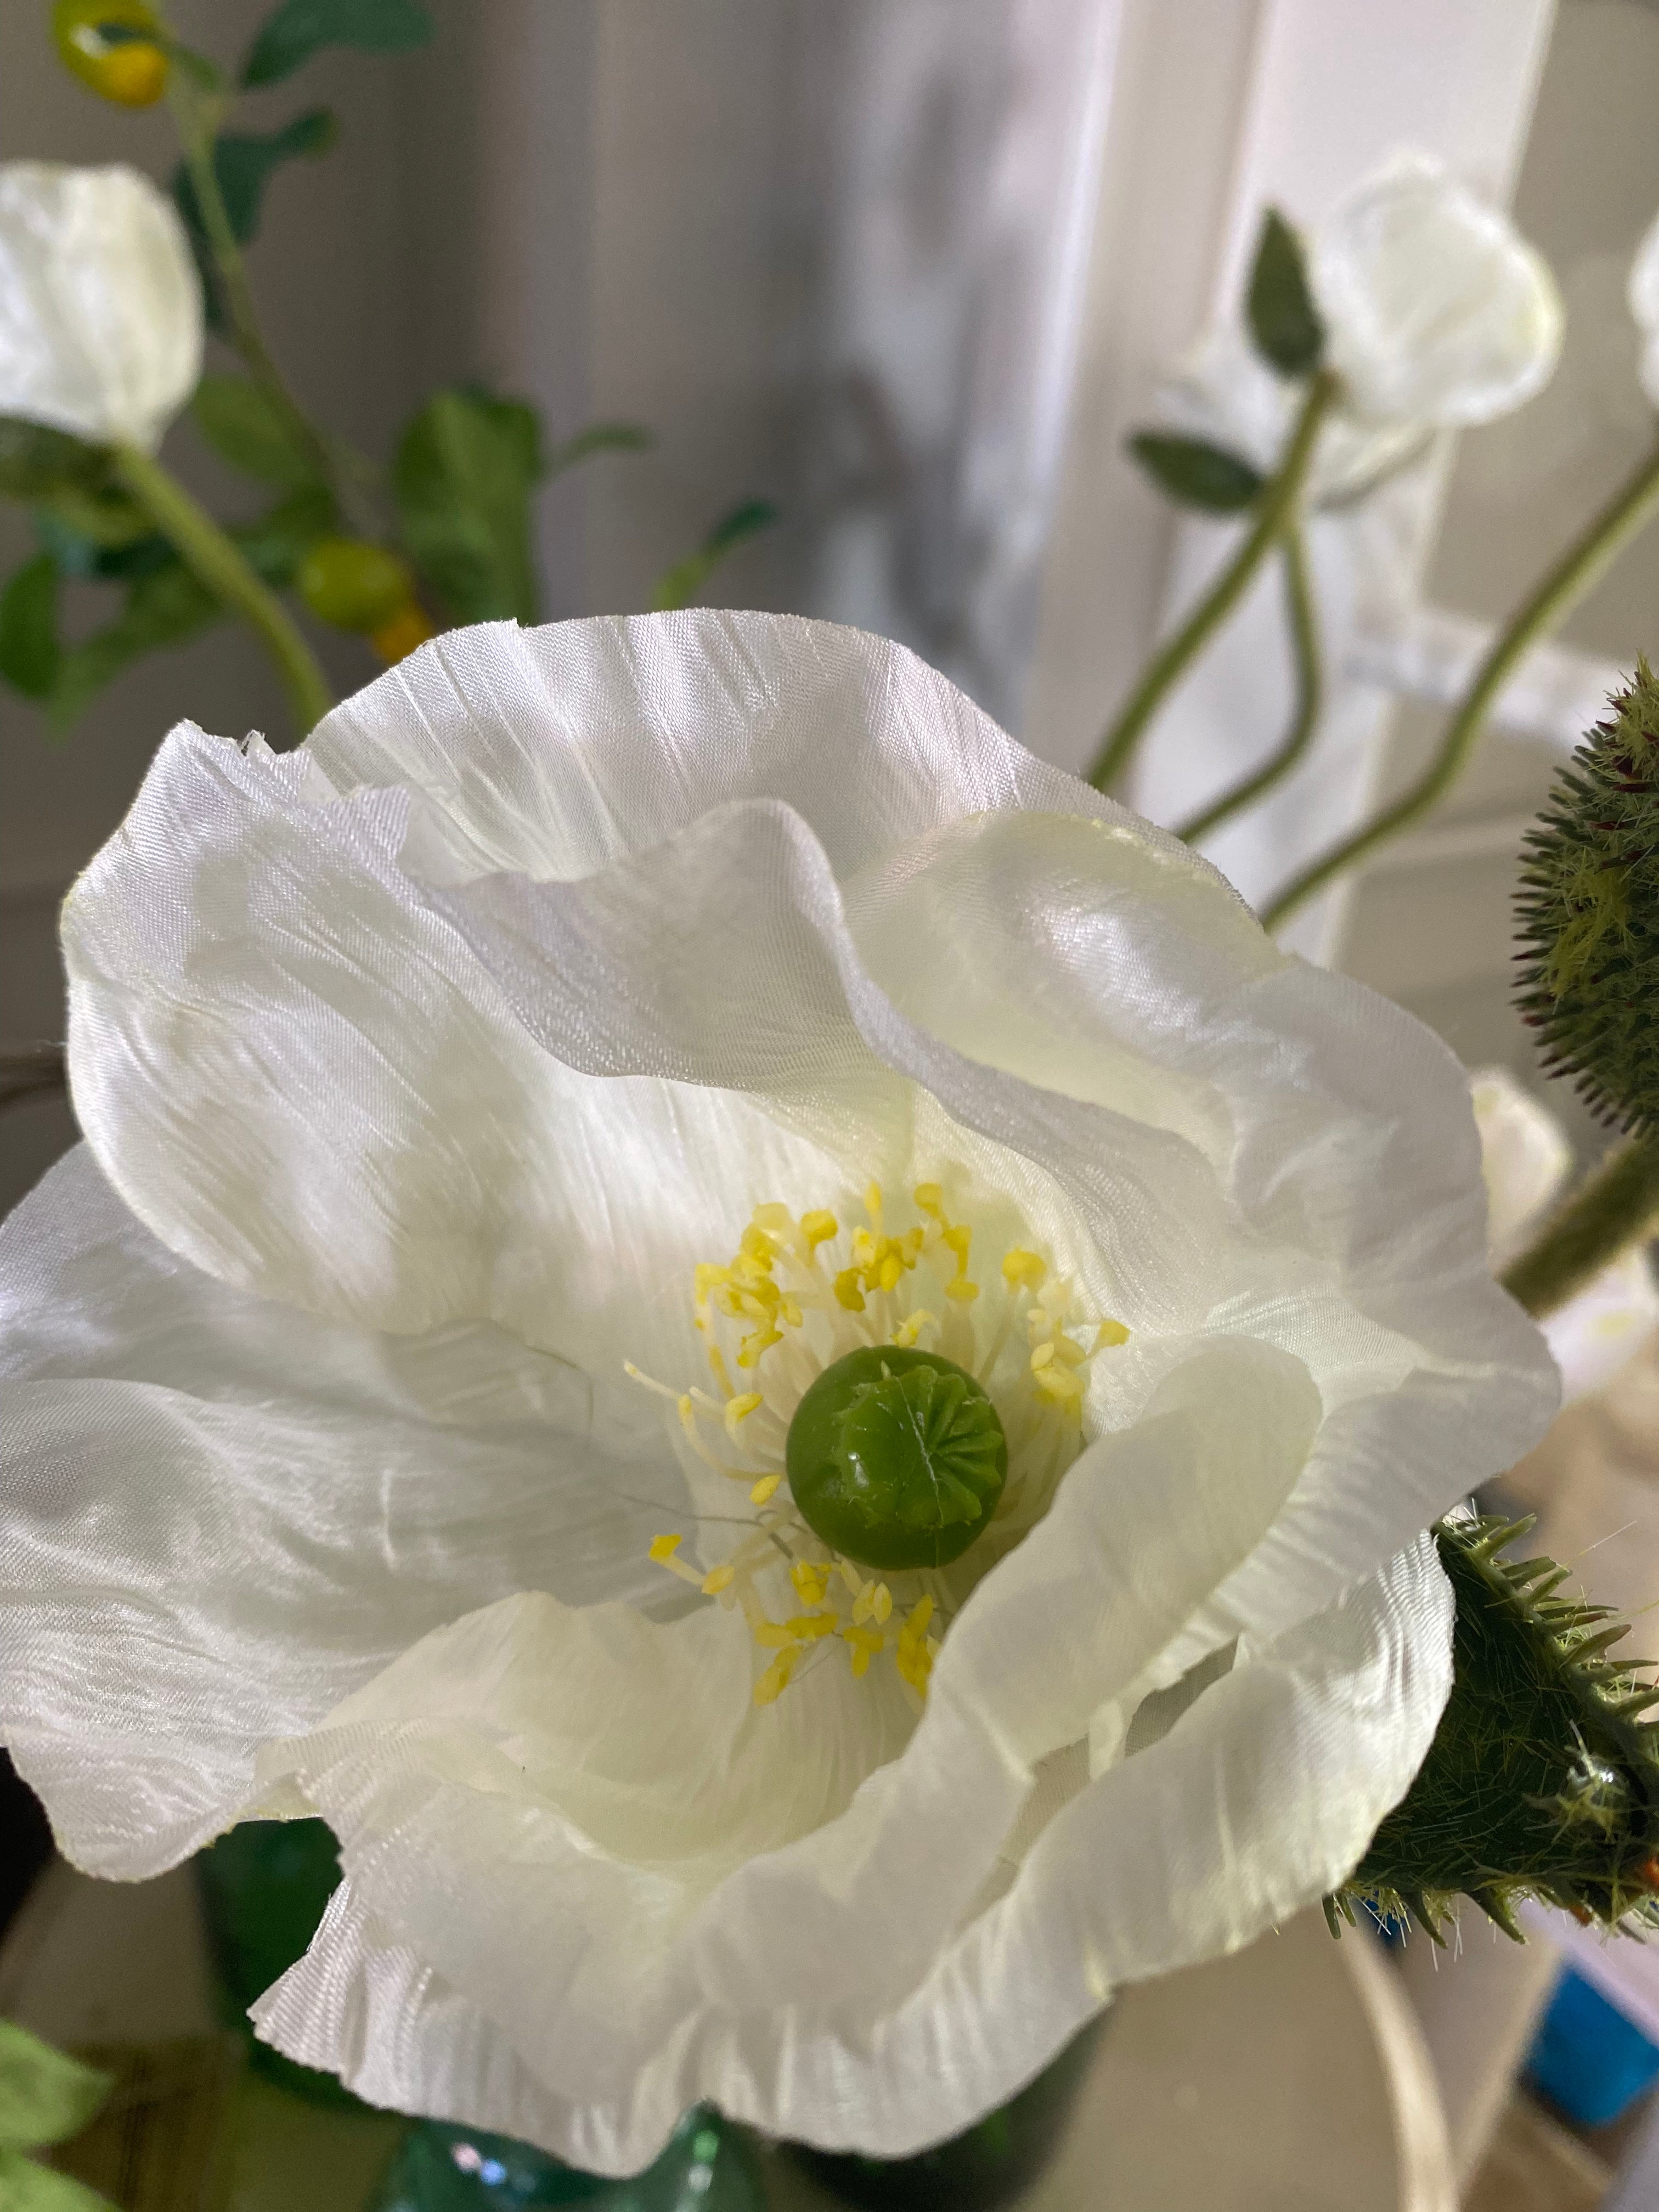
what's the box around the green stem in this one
[1261,435,1659,931]
[1087,368,1339,795]
[1175,524,1322,843]
[113,443,332,737]
[1502,1135,1659,1321]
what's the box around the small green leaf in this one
[1127,432,1265,515]
[35,486,153,557]
[1246,208,1325,380]
[193,376,321,490]
[393,387,543,624]
[651,499,779,613]
[0,2150,120,2212]
[241,0,432,88]
[50,565,219,734]
[233,484,337,584]
[544,422,654,477]
[172,110,337,252]
[0,2023,111,2151]
[0,557,62,702]
[0,420,108,502]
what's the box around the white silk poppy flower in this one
[1159,151,1562,505]
[1472,1067,1659,1404]
[0,161,202,454]
[0,614,1556,2174]
[1626,209,1659,411]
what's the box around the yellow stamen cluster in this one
[634,1182,1130,1709]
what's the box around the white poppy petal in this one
[1545,1247,1659,1407]
[1313,152,1562,428]
[0,1148,669,1877]
[250,1538,1448,2172]
[1470,1066,1573,1260]
[0,162,202,452]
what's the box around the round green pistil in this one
[785,1347,1008,1572]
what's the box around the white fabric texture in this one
[0,162,202,453]
[1,612,1557,2170]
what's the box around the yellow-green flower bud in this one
[52,0,169,106]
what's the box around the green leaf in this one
[50,564,219,734]
[193,376,321,490]
[233,483,337,584]
[393,388,543,624]
[172,110,337,252]
[0,2151,119,2212]
[1246,208,1325,379]
[0,557,61,702]
[650,498,779,613]
[0,2023,111,2152]
[241,0,432,88]
[0,420,108,503]
[1126,432,1266,515]
[544,422,654,477]
[34,486,153,558]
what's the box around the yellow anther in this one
[738,1323,782,1368]
[740,1224,776,1263]
[865,1182,884,1226]
[944,1277,980,1304]
[724,1391,764,1437]
[943,1224,972,1259]
[753,1621,795,1649]
[754,1649,798,1706]
[1094,1319,1131,1350]
[648,1534,683,1564]
[802,1209,838,1248]
[913,1183,943,1218]
[677,1394,699,1438]
[752,1203,793,1235]
[852,1579,893,1627]
[1029,1342,1054,1370]
[780,1294,803,1328]
[787,1613,838,1641]
[834,1268,866,1313]
[749,1474,783,1504]
[702,1565,736,1595]
[898,1594,934,1647]
[1034,1362,1084,1405]
[1002,1249,1047,1291]
[890,1308,935,1348]
[878,1251,904,1291]
[694,1263,730,1304]
[792,1560,831,1606]
[871,1583,893,1624]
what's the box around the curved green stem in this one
[1087,368,1339,795]
[1175,524,1321,844]
[113,443,332,737]
[1261,436,1659,932]
[1502,1135,1659,1321]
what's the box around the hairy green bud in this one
[1515,660,1659,1133]
[1341,1516,1659,1941]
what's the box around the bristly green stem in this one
[113,443,333,736]
[1502,1136,1659,1321]
[1175,524,1321,844]
[1261,435,1659,931]
[1087,368,1339,795]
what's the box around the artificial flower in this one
[0,161,202,454]
[1160,151,1562,504]
[1472,1066,1659,1404]
[0,613,1555,2172]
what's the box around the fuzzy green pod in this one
[1514,661,1659,1134]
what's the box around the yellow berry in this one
[296,538,416,633]
[369,599,438,665]
[53,1,168,105]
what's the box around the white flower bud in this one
[0,161,202,454]
[1314,154,1562,428]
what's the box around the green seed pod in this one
[1514,659,1659,1135]
[785,1347,1007,1572]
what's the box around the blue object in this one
[1525,1965,1659,2128]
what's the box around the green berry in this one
[296,538,416,633]
[785,1347,1007,1572]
